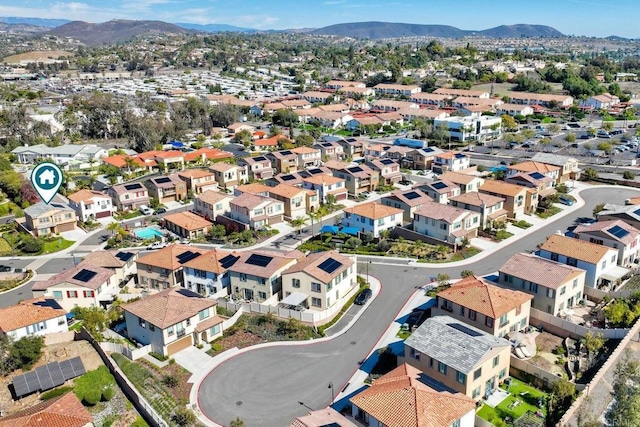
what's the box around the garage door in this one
[336,193,347,201]
[167,335,192,355]
[57,222,76,232]
[95,211,111,219]
[163,195,176,203]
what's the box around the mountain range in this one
[311,22,564,39]
[46,20,193,45]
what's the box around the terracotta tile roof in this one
[163,211,213,231]
[0,392,92,427]
[229,250,303,278]
[499,253,585,290]
[194,315,225,333]
[136,244,208,270]
[184,148,233,162]
[269,183,306,199]
[438,276,532,318]
[153,150,184,160]
[231,193,279,210]
[182,248,239,274]
[414,201,475,223]
[350,363,476,427]
[540,234,615,264]
[508,161,560,174]
[102,154,153,168]
[67,189,109,204]
[235,182,271,195]
[289,408,357,427]
[449,191,504,207]
[282,250,353,284]
[344,202,403,220]
[291,146,320,154]
[177,169,214,179]
[148,174,182,189]
[440,171,480,186]
[123,288,216,328]
[32,262,113,291]
[383,189,432,207]
[196,190,233,205]
[0,298,65,333]
[209,162,240,172]
[323,160,352,170]
[302,174,345,186]
[255,135,287,147]
[574,219,639,246]
[479,179,527,197]
[82,249,137,269]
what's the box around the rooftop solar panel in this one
[246,253,273,267]
[281,175,296,181]
[72,269,97,283]
[447,322,482,337]
[115,251,134,262]
[253,156,267,161]
[348,166,363,173]
[454,153,466,158]
[154,177,172,184]
[317,258,343,274]
[404,191,421,200]
[381,159,395,165]
[220,254,241,269]
[529,172,546,180]
[431,181,447,190]
[308,168,323,174]
[280,150,293,155]
[124,183,142,190]
[322,143,333,147]
[609,225,630,239]
[634,208,640,217]
[177,251,201,264]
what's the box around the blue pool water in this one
[135,227,164,239]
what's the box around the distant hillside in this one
[0,22,48,34]
[311,21,564,39]
[175,22,256,33]
[479,24,563,38]
[4,50,73,63]
[0,16,70,28]
[47,20,193,45]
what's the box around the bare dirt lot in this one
[0,339,102,415]
[3,50,73,63]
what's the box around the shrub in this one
[74,366,116,405]
[83,387,102,405]
[40,386,73,400]
[149,351,168,361]
[102,387,115,401]
[460,269,474,278]
[9,336,44,371]
[20,235,43,253]
[623,171,635,180]
[171,408,196,426]
[162,375,179,388]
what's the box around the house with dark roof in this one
[415,179,461,204]
[266,150,299,174]
[380,188,433,222]
[145,174,187,204]
[327,162,380,197]
[574,219,640,266]
[433,276,533,338]
[238,155,274,180]
[228,250,303,303]
[82,249,138,284]
[106,182,150,211]
[498,253,586,316]
[31,262,118,312]
[281,251,356,311]
[123,288,223,356]
[349,363,476,427]
[136,244,209,290]
[597,203,640,231]
[365,158,402,185]
[401,315,512,400]
[182,249,240,298]
[0,298,67,339]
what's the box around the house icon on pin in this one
[39,169,56,185]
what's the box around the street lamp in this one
[71,253,76,266]
[328,382,334,403]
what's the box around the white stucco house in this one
[0,298,68,339]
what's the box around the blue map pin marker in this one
[31,162,63,204]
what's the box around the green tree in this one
[171,408,197,426]
[582,168,599,182]
[460,270,474,278]
[501,114,517,131]
[9,336,44,371]
[235,129,253,147]
[623,171,635,180]
[290,217,307,234]
[21,235,43,253]
[564,133,576,143]
[602,122,614,132]
[606,350,640,427]
[597,142,612,153]
[583,331,606,355]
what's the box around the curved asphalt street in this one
[198,187,637,426]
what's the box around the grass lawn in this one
[69,321,84,332]
[42,237,75,254]
[536,206,562,219]
[477,378,547,424]
[396,329,411,339]
[0,237,12,255]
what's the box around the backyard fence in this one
[530,308,629,340]
[99,341,152,361]
[510,356,586,393]
[584,285,637,301]
[75,328,166,427]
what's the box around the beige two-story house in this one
[23,202,77,237]
[136,244,208,290]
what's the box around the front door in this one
[567,296,574,308]
[244,289,254,300]
[485,377,495,397]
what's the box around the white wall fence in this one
[221,308,244,330]
[530,308,629,339]
[100,341,152,361]
[510,355,586,392]
[584,286,636,301]
[44,331,75,345]
[216,283,360,326]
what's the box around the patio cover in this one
[280,292,308,306]
[600,265,631,282]
[340,227,360,236]
[320,225,339,234]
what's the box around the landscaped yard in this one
[477,378,547,425]
[41,237,75,254]
[0,237,12,255]
[536,206,562,219]
[620,274,640,291]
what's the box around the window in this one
[452,419,461,427]
[551,253,559,262]
[499,314,508,328]
[438,362,447,375]
[469,310,477,321]
[138,317,146,329]
[573,279,578,288]
[167,326,174,335]
[258,291,267,300]
[567,257,578,267]
[186,318,191,327]
[456,371,466,385]
[499,368,507,379]
[311,282,321,292]
[210,324,220,335]
[311,297,322,307]
[516,305,522,315]
[493,355,500,367]
[529,282,538,293]
[240,273,247,282]
[52,290,63,300]
[472,386,481,398]
[292,278,300,288]
[149,324,155,331]
[259,277,266,285]
[560,286,566,296]
[66,291,78,299]
[429,357,433,368]
[460,306,465,316]
[546,288,555,298]
[485,316,493,327]
[199,309,210,320]
[474,368,482,380]
[83,290,94,298]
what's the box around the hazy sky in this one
[1,0,639,38]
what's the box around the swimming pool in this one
[135,227,164,240]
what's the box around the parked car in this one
[154,207,167,215]
[354,288,373,305]
[0,265,12,272]
[139,205,154,215]
[559,196,574,206]
[148,241,168,250]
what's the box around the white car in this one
[147,242,168,250]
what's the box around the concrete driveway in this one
[172,345,216,374]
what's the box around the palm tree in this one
[290,217,308,235]
[123,156,137,175]
[106,221,122,236]
[308,210,322,235]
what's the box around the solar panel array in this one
[281,175,296,181]
[317,257,343,274]
[72,269,97,283]
[253,156,267,162]
[381,159,395,165]
[115,251,134,262]
[431,181,447,190]
[220,254,240,269]
[404,191,421,200]
[529,172,546,180]
[322,143,333,147]
[177,251,201,264]
[246,253,273,267]
[609,225,630,239]
[348,166,363,173]
[155,177,172,184]
[280,150,293,155]
[12,357,85,398]
[308,168,323,175]
[447,322,482,337]
[454,153,466,159]
[124,183,143,190]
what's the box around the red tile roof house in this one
[238,155,275,180]
[67,189,114,221]
[106,181,150,211]
[101,153,157,172]
[194,190,234,222]
[32,262,118,312]
[433,275,533,338]
[177,168,218,194]
[228,193,285,230]
[413,200,481,245]
[162,211,213,239]
[0,298,68,340]
[349,363,476,427]
[123,287,224,357]
[0,392,92,427]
